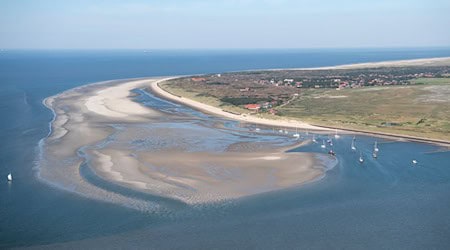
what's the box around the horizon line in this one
[2,46,450,51]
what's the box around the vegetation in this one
[410,77,450,85]
[276,83,450,140]
[221,97,271,106]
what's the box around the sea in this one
[1,48,450,249]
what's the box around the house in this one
[244,104,261,111]
[191,77,206,82]
[239,87,250,92]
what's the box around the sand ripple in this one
[38,77,331,210]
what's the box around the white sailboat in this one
[359,152,364,163]
[412,159,418,165]
[293,127,300,138]
[374,141,379,152]
[321,140,326,148]
[334,129,340,139]
[312,134,317,143]
[351,136,356,151]
[7,173,12,182]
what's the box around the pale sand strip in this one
[247,56,450,72]
[85,79,158,119]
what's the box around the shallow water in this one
[1,49,450,249]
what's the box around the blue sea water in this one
[1,48,450,249]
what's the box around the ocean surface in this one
[1,48,450,249]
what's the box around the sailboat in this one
[412,159,418,165]
[328,149,336,156]
[351,136,356,151]
[7,173,12,182]
[329,138,333,147]
[293,127,300,138]
[321,140,326,148]
[334,129,340,139]
[312,134,317,143]
[372,151,377,158]
[359,152,364,163]
[374,141,379,152]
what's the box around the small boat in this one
[312,134,317,143]
[7,173,12,182]
[328,150,336,156]
[412,160,418,165]
[255,128,260,132]
[374,141,379,152]
[359,153,364,163]
[321,140,326,148]
[329,139,333,147]
[278,129,283,133]
[293,127,300,138]
[284,129,289,135]
[373,152,377,158]
[334,129,340,139]
[351,136,356,151]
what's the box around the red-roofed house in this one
[244,104,261,111]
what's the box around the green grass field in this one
[411,77,450,85]
[277,81,450,141]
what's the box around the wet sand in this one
[40,77,330,207]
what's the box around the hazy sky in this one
[0,0,449,49]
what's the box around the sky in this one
[0,0,449,49]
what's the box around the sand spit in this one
[39,77,329,208]
[85,80,158,119]
[87,148,328,204]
